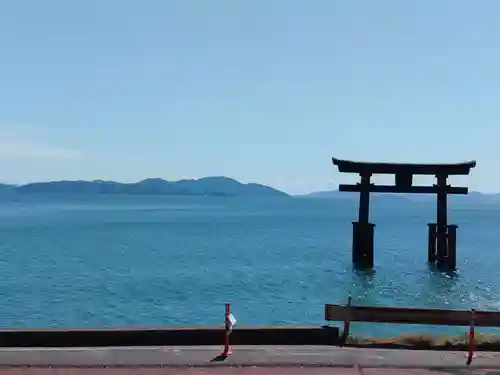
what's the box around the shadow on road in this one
[210,353,229,363]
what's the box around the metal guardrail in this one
[325,303,500,327]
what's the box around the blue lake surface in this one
[0,193,499,337]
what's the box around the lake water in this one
[1,193,499,337]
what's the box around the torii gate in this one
[332,157,476,270]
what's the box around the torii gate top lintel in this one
[332,157,476,176]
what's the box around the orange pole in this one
[222,303,232,356]
[466,309,476,366]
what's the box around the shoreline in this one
[345,332,500,351]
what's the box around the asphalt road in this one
[0,368,498,375]
[0,346,496,369]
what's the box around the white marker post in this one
[221,303,236,356]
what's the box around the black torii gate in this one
[331,157,476,270]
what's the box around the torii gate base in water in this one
[332,158,476,271]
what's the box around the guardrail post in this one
[466,309,476,366]
[340,297,352,346]
[220,303,233,356]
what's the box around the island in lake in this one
[0,177,289,198]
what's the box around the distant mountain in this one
[300,189,500,204]
[299,190,411,203]
[14,177,289,197]
[301,190,344,199]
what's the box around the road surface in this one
[0,346,496,374]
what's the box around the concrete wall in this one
[0,326,339,347]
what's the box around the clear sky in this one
[0,1,498,194]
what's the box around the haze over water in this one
[1,194,499,337]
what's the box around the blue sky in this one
[0,1,498,194]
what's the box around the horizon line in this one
[0,177,496,196]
